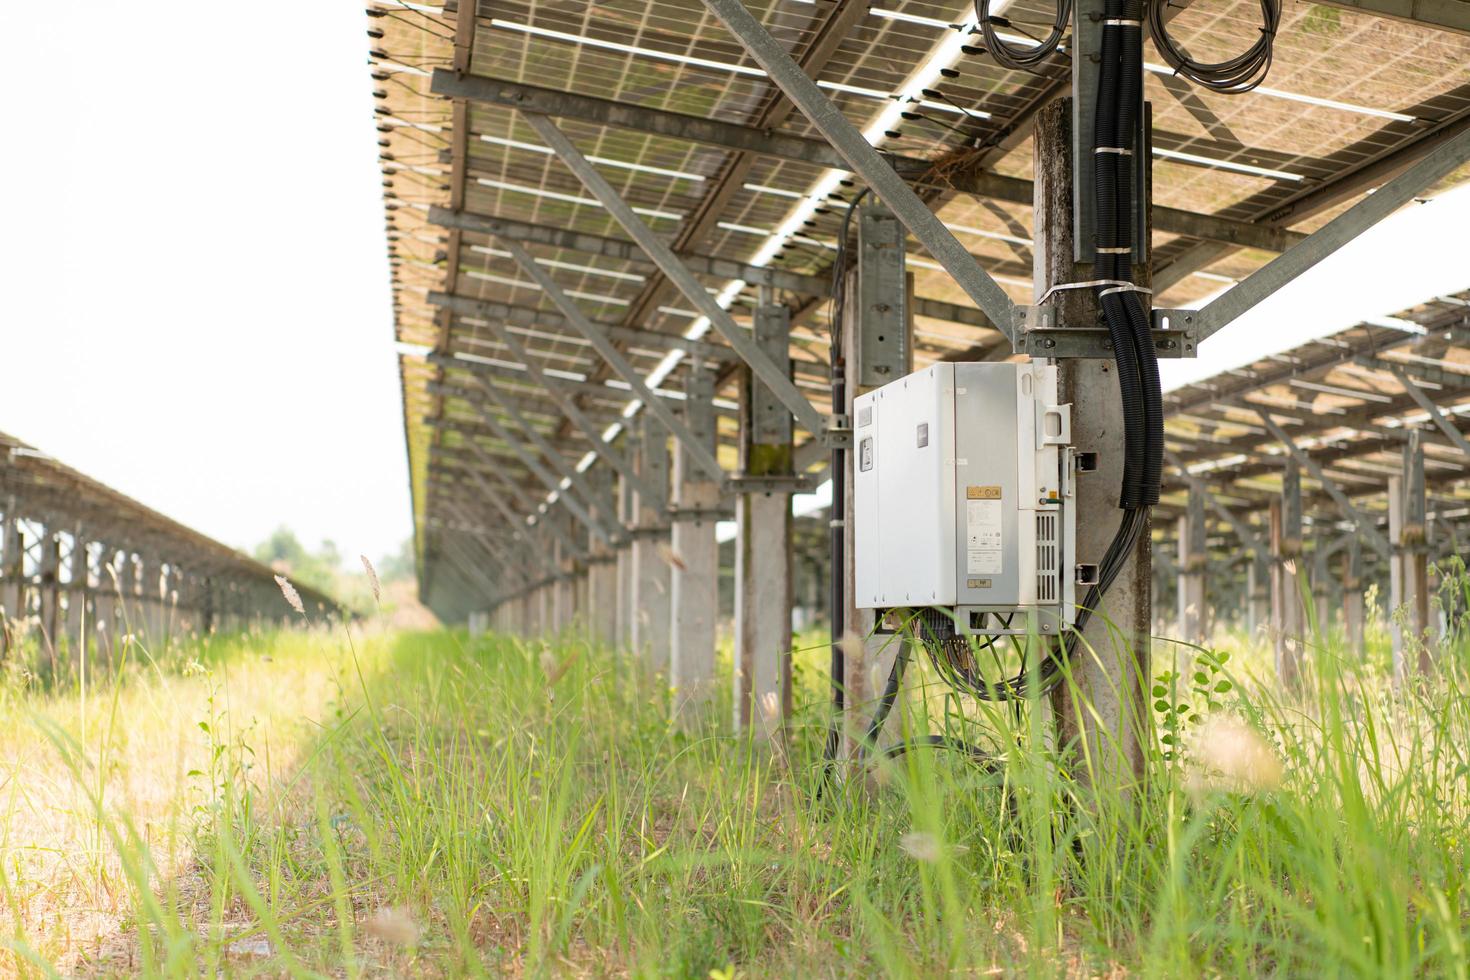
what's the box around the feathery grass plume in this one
[899,831,941,862]
[274,575,305,616]
[655,542,687,571]
[365,906,420,946]
[1187,714,1284,794]
[360,554,381,603]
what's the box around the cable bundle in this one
[973,0,1072,72]
[1147,0,1280,94]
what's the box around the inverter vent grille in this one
[1036,512,1057,603]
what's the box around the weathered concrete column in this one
[1390,431,1432,681]
[1177,487,1207,646]
[66,530,89,661]
[1311,534,1332,638]
[839,204,915,758]
[1,504,24,656]
[1036,101,1152,785]
[1341,539,1365,658]
[585,466,620,646]
[669,362,722,716]
[38,527,61,673]
[733,299,795,740]
[1270,461,1305,691]
[1247,553,1270,639]
[615,428,640,650]
[630,416,673,675]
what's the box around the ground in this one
[1,585,1467,977]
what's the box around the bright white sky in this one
[0,2,410,562]
[3,3,1466,555]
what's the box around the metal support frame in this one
[519,112,826,438]
[456,396,611,546]
[1192,125,1470,343]
[462,373,627,541]
[1255,407,1393,558]
[1165,450,1267,555]
[435,447,568,570]
[474,322,665,505]
[698,0,1017,343]
[1389,365,1470,458]
[498,236,727,481]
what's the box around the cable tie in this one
[1093,146,1133,155]
[1103,18,1141,26]
[1036,279,1151,305]
[1095,246,1133,254]
[1099,283,1153,298]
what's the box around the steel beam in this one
[429,83,1305,254]
[1315,0,1470,33]
[520,112,827,437]
[1388,365,1470,459]
[1254,408,1393,558]
[1164,450,1267,554]
[498,236,728,481]
[1193,125,1470,343]
[428,290,732,362]
[699,0,1018,341]
[459,374,626,543]
[476,321,666,505]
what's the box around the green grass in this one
[2,583,1469,976]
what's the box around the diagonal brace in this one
[1254,408,1392,559]
[1388,365,1470,459]
[518,112,827,437]
[467,328,666,507]
[1165,449,1267,555]
[1194,124,1470,343]
[498,236,727,482]
[696,0,1018,341]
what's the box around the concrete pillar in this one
[1341,540,1364,658]
[838,207,916,758]
[1,504,23,657]
[615,429,639,650]
[630,416,673,675]
[38,527,61,674]
[1391,431,1432,681]
[669,361,722,716]
[1311,534,1331,638]
[1247,554,1270,640]
[1176,487,1207,645]
[733,298,795,740]
[1036,101,1152,785]
[66,530,89,661]
[1270,461,1304,692]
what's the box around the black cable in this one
[974,0,1073,72]
[1147,0,1280,94]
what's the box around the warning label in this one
[966,486,1002,575]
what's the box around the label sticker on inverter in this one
[966,485,1002,575]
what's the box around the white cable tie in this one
[1099,283,1153,298]
[1094,146,1133,155]
[1036,279,1151,305]
[1095,246,1133,254]
[1103,18,1142,26]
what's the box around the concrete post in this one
[585,467,619,646]
[1,504,23,657]
[1391,431,1432,681]
[1036,101,1152,785]
[630,416,673,675]
[615,428,640,650]
[38,527,61,674]
[1270,461,1304,691]
[1247,554,1270,640]
[1177,487,1207,645]
[66,530,89,661]
[669,361,722,716]
[1341,539,1364,658]
[733,298,795,739]
[1311,533,1331,638]
[838,221,917,758]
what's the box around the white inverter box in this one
[852,362,1077,636]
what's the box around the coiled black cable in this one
[1146,0,1280,94]
[974,0,1072,72]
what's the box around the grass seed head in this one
[360,554,381,603]
[655,542,687,571]
[274,575,305,616]
[900,831,941,862]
